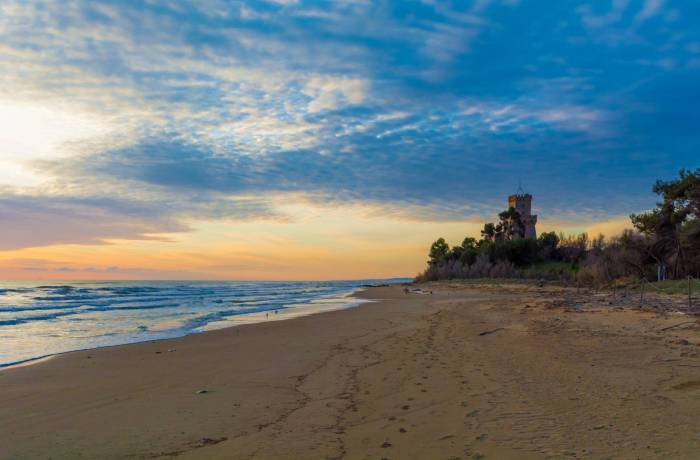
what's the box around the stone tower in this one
[507,193,537,239]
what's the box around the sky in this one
[0,0,698,280]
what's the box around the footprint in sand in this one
[672,380,700,391]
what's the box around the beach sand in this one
[2,282,700,459]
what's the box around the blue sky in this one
[0,0,698,278]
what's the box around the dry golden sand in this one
[2,282,700,459]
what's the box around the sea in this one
[0,279,408,367]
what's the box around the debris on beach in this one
[406,288,432,295]
[478,327,504,336]
[196,389,210,394]
[189,437,227,447]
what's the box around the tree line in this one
[417,168,700,284]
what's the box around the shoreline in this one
[0,354,57,370]
[3,282,700,459]
[0,285,379,370]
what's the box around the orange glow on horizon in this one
[0,203,634,281]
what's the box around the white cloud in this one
[304,76,367,113]
[634,0,665,25]
[578,0,630,29]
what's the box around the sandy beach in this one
[2,282,700,459]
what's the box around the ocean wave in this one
[0,279,408,366]
[0,305,75,313]
[182,304,292,330]
[0,309,82,326]
[0,301,185,316]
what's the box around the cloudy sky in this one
[0,0,697,279]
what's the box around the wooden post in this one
[689,276,693,313]
[640,281,644,308]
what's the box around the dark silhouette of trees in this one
[428,238,450,266]
[497,207,525,239]
[418,169,700,284]
[480,207,525,242]
[481,223,496,241]
[537,232,559,259]
[631,168,700,278]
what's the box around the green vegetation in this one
[418,168,700,285]
[621,278,700,295]
[417,232,583,282]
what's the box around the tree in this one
[462,237,477,249]
[492,238,538,266]
[450,245,464,262]
[590,234,606,254]
[460,237,479,266]
[481,223,496,242]
[618,229,658,278]
[558,233,588,266]
[428,238,450,266]
[631,168,700,277]
[537,231,560,260]
[497,207,524,240]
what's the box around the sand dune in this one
[2,283,700,459]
